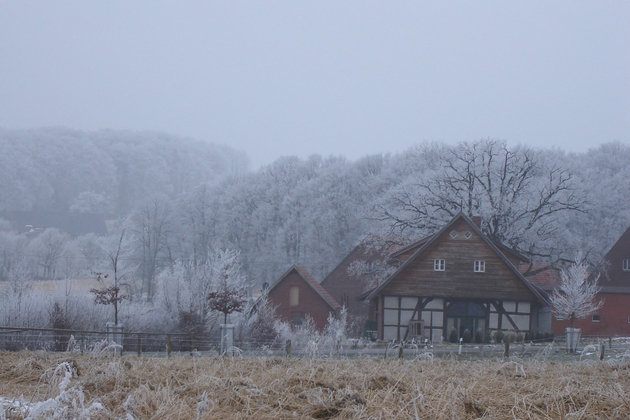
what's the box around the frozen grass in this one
[2,351,630,419]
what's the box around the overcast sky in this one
[1,2,628,168]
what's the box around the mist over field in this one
[0,128,629,333]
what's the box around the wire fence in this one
[0,326,282,356]
[1,326,629,359]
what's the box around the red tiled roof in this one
[294,265,341,310]
[519,262,561,291]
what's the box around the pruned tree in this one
[550,255,603,330]
[90,229,132,325]
[206,249,248,324]
[207,289,247,325]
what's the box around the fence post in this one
[137,334,142,357]
[609,336,612,349]
[106,323,124,356]
[220,324,234,355]
[600,344,605,361]
[504,341,510,358]
[189,333,195,356]
[167,334,172,357]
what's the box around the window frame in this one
[289,286,299,307]
[623,259,629,271]
[592,314,601,322]
[474,260,486,273]
[434,259,445,271]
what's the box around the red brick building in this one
[266,265,341,331]
[530,226,630,337]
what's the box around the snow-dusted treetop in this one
[550,255,603,329]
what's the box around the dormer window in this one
[434,259,445,271]
[623,259,629,271]
[474,260,485,272]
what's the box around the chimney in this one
[472,215,482,228]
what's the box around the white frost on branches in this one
[550,256,603,328]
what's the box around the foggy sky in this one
[1,1,628,168]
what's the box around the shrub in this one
[448,328,458,343]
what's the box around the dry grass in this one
[2,351,630,419]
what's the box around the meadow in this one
[2,349,630,419]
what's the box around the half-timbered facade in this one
[365,213,549,342]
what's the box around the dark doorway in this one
[446,302,487,343]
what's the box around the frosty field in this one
[2,351,630,419]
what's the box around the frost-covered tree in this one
[550,256,603,330]
[157,249,248,332]
[374,139,586,263]
[131,199,175,301]
[28,228,70,279]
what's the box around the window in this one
[464,231,472,239]
[291,312,304,326]
[450,230,458,238]
[289,286,299,307]
[434,259,445,271]
[623,259,629,271]
[474,260,485,272]
[592,314,601,322]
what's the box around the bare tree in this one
[375,139,586,262]
[550,255,603,330]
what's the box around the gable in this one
[268,266,340,312]
[370,214,545,303]
[604,225,630,287]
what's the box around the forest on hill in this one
[0,127,248,215]
[0,128,629,332]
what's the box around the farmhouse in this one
[363,213,549,342]
[265,265,341,331]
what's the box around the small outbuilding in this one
[266,265,341,331]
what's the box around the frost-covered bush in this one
[272,308,349,356]
[25,362,109,419]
